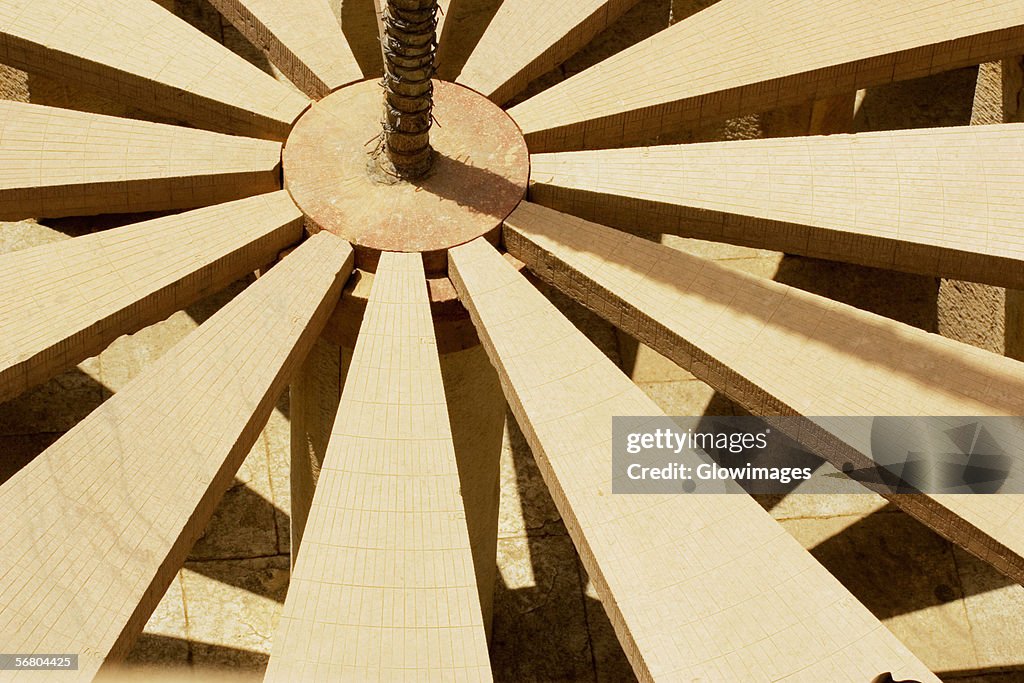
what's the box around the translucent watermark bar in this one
[0,654,78,671]
[612,416,1024,495]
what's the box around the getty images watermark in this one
[612,416,1024,495]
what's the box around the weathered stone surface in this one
[953,548,1024,672]
[491,536,594,682]
[498,412,565,539]
[0,63,27,102]
[123,574,190,667]
[939,280,1007,354]
[261,402,292,557]
[781,512,976,673]
[181,558,290,669]
[188,470,280,562]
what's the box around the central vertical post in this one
[380,0,438,179]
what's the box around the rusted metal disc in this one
[283,79,530,274]
[319,251,531,353]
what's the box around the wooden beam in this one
[0,191,303,404]
[530,124,1024,289]
[0,0,310,139]
[450,236,937,683]
[267,252,492,681]
[208,0,363,99]
[457,0,641,105]
[0,233,352,680]
[504,201,1024,585]
[509,0,1024,151]
[0,101,283,220]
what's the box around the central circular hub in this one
[283,80,530,272]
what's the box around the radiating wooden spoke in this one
[456,0,640,105]
[0,101,282,221]
[0,191,304,405]
[509,0,1024,151]
[267,251,491,682]
[0,233,352,681]
[208,0,363,99]
[435,0,454,67]
[504,201,1024,585]
[449,237,937,683]
[329,0,381,79]
[0,0,309,139]
[370,0,386,67]
[530,124,1024,289]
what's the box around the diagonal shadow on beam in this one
[339,0,385,78]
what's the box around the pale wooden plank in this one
[267,251,491,682]
[0,232,352,681]
[0,101,283,220]
[208,0,363,99]
[0,191,304,404]
[456,0,640,105]
[530,124,1024,289]
[0,0,310,139]
[509,0,1024,151]
[504,200,1024,585]
[450,237,937,683]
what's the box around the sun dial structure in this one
[284,77,530,351]
[284,79,529,270]
[0,0,1023,681]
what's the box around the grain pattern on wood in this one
[267,251,491,682]
[509,0,1024,151]
[0,101,283,220]
[530,124,1024,289]
[457,0,641,105]
[504,201,1024,586]
[450,236,937,683]
[0,233,352,681]
[208,0,363,99]
[0,191,304,404]
[0,0,309,138]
